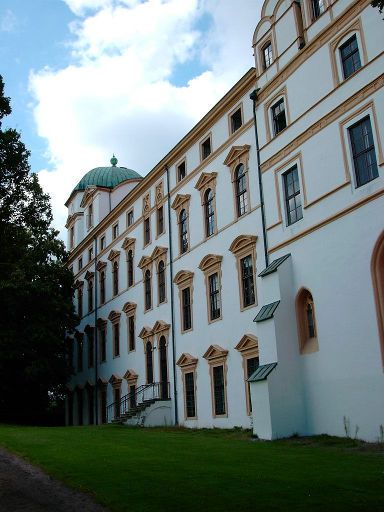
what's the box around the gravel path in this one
[0,447,108,512]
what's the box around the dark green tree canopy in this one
[371,0,384,15]
[0,76,77,424]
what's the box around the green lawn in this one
[0,425,383,512]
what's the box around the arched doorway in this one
[372,231,384,366]
[159,336,168,399]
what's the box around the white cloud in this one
[31,0,262,239]
[1,9,17,32]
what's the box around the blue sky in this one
[1,0,261,235]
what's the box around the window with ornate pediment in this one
[108,250,120,297]
[109,374,123,419]
[224,145,251,220]
[171,194,191,256]
[123,302,137,352]
[155,181,165,237]
[235,334,259,415]
[203,345,229,418]
[174,270,194,333]
[177,353,198,420]
[122,237,136,288]
[96,261,107,305]
[198,255,223,323]
[195,172,217,239]
[229,235,257,311]
[124,369,139,408]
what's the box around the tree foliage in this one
[371,0,384,15]
[0,76,77,424]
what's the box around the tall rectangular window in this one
[87,329,94,368]
[312,0,325,20]
[230,108,242,133]
[185,372,196,418]
[262,42,273,69]
[182,287,192,331]
[208,273,221,321]
[340,35,361,79]
[77,340,83,372]
[128,316,135,351]
[100,328,106,362]
[113,323,120,357]
[177,161,186,182]
[77,287,83,318]
[283,165,303,225]
[87,203,93,229]
[88,246,93,261]
[240,255,255,307]
[348,116,378,187]
[213,365,226,415]
[100,235,106,250]
[78,257,83,271]
[201,136,212,160]
[246,357,259,413]
[144,217,151,245]
[127,210,134,227]
[112,223,119,240]
[157,206,164,236]
[88,279,93,312]
[271,98,286,136]
[70,226,74,249]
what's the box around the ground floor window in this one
[213,365,226,416]
[184,372,196,418]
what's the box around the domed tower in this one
[65,156,142,250]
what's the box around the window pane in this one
[185,372,196,418]
[349,117,378,187]
[213,366,226,415]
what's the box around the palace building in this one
[65,0,384,441]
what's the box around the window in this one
[87,329,94,368]
[87,203,93,230]
[127,209,134,227]
[177,160,186,182]
[127,250,134,287]
[77,338,83,372]
[296,288,319,354]
[204,189,215,237]
[185,372,196,419]
[201,136,212,160]
[340,35,361,79]
[144,217,151,246]
[128,316,135,351]
[208,273,221,321]
[271,98,287,136]
[113,323,120,357]
[182,287,192,331]
[158,260,166,304]
[283,165,303,225]
[246,357,259,412]
[112,223,119,240]
[311,0,325,20]
[70,226,74,249]
[77,287,83,318]
[230,108,242,133]
[100,236,106,250]
[145,269,152,310]
[157,206,164,236]
[100,327,106,362]
[241,255,255,308]
[235,334,259,415]
[179,209,188,254]
[114,388,121,418]
[146,341,153,384]
[112,261,119,296]
[262,42,273,69]
[87,278,93,312]
[88,246,93,261]
[78,257,83,271]
[348,116,378,187]
[99,271,105,304]
[235,164,248,217]
[213,365,226,416]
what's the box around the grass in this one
[0,424,383,512]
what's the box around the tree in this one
[0,75,77,424]
[371,0,384,15]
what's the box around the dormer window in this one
[262,42,273,69]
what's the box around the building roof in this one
[254,301,280,323]
[72,156,142,194]
[258,254,291,277]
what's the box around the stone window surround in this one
[173,270,194,334]
[198,254,223,324]
[203,344,229,419]
[176,353,198,421]
[229,235,258,311]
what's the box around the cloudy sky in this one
[1,0,262,237]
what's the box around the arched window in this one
[158,260,166,304]
[145,269,152,310]
[179,209,188,254]
[113,261,119,296]
[146,341,153,384]
[372,232,384,366]
[100,271,105,304]
[235,164,247,217]
[127,250,134,287]
[204,188,215,237]
[296,288,319,354]
[88,279,93,312]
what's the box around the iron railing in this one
[106,381,170,422]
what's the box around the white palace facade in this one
[65,0,384,441]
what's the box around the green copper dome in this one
[73,156,142,193]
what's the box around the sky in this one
[1,0,262,237]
